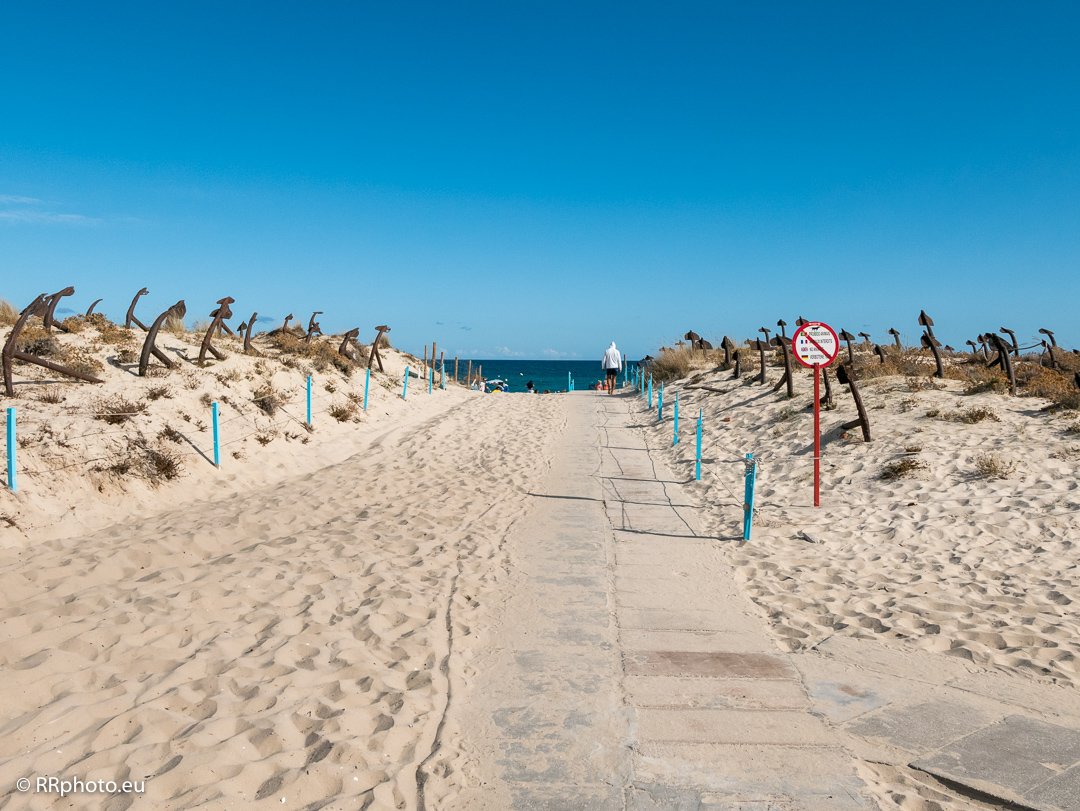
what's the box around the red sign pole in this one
[813,363,821,507]
[792,321,838,510]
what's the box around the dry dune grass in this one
[265,330,357,375]
[0,298,18,326]
[649,347,693,382]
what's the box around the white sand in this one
[647,361,1080,688]
[1,318,565,808]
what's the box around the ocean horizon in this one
[454,358,636,393]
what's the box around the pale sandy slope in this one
[646,366,1080,688]
[0,391,565,810]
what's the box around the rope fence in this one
[624,361,1079,541]
[2,364,457,494]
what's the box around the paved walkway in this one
[441,392,874,808]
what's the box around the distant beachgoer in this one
[602,341,623,395]
[526,380,536,393]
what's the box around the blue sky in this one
[2,1,1078,359]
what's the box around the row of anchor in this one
[2,286,393,397]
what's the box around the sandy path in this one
[0,393,564,810]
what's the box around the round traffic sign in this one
[791,322,840,369]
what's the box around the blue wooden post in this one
[5,407,16,493]
[567,370,571,391]
[657,383,664,421]
[673,393,679,445]
[743,453,757,541]
[648,374,653,408]
[403,367,409,399]
[440,358,446,390]
[695,409,703,481]
[428,365,433,394]
[306,374,312,427]
[363,366,370,411]
[211,401,220,467]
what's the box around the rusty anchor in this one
[85,298,103,317]
[986,333,1017,394]
[918,310,935,341]
[770,335,794,398]
[139,300,186,376]
[720,336,735,367]
[339,328,361,360]
[43,286,75,333]
[921,331,945,378]
[838,330,856,364]
[209,303,235,337]
[198,296,234,364]
[3,294,104,396]
[776,319,788,339]
[368,325,390,372]
[242,312,259,355]
[753,338,769,385]
[835,363,872,442]
[125,288,150,331]
[887,328,902,350]
[999,327,1019,358]
[305,312,323,344]
[1041,340,1059,370]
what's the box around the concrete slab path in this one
[434,392,876,809]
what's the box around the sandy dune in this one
[1,369,564,808]
[647,364,1080,689]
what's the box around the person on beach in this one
[602,341,623,395]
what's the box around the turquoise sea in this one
[458,359,638,393]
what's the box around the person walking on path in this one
[601,341,623,395]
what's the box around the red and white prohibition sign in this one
[790,321,840,507]
[792,322,840,370]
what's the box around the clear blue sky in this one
[2,1,1078,359]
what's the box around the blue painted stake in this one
[428,365,433,394]
[694,409,703,481]
[363,367,370,411]
[403,367,409,399]
[648,374,653,408]
[306,374,312,427]
[673,393,679,445]
[567,370,571,391]
[5,407,16,493]
[440,359,446,390]
[743,453,757,541]
[657,383,664,421]
[211,401,220,467]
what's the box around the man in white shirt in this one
[601,341,622,395]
